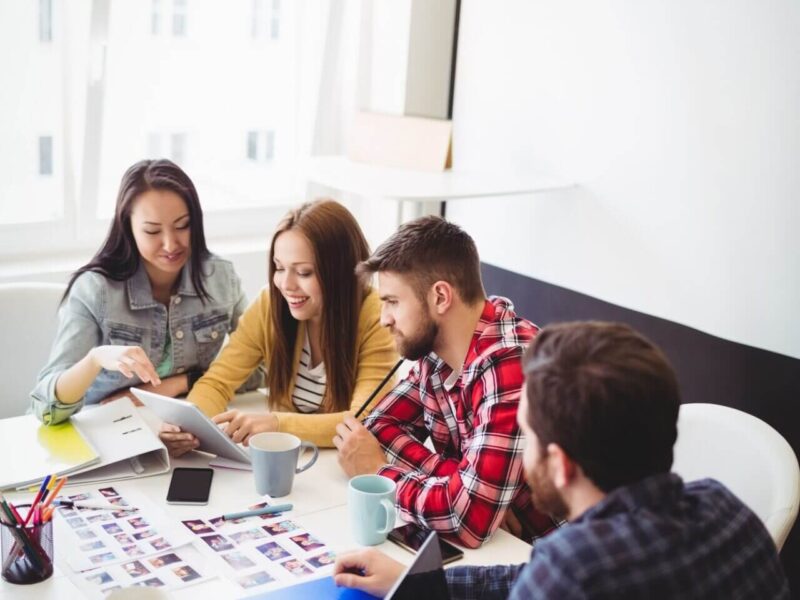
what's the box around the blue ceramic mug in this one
[348,474,397,546]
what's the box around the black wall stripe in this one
[481,262,800,591]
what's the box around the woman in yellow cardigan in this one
[159,200,397,454]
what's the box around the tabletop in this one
[0,392,533,598]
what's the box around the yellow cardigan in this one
[188,287,398,447]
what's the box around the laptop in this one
[246,531,448,599]
[131,388,251,464]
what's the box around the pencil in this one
[40,477,67,510]
[353,359,404,419]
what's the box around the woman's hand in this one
[90,345,161,385]
[212,410,278,446]
[159,422,199,457]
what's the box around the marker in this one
[222,503,292,521]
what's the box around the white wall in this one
[447,0,800,359]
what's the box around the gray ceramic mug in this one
[249,432,319,497]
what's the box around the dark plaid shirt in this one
[445,474,789,599]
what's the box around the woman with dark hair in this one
[32,159,255,424]
[159,199,398,454]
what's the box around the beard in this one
[527,458,569,522]
[394,310,438,361]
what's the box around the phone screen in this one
[166,467,214,505]
[388,523,464,565]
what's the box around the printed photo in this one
[262,520,299,536]
[148,553,181,568]
[75,528,97,540]
[107,496,129,506]
[255,541,290,561]
[121,560,150,578]
[98,487,119,498]
[289,533,325,552]
[248,501,287,520]
[101,523,123,535]
[80,540,106,552]
[221,551,256,570]
[308,551,336,569]
[230,528,267,544]
[113,532,134,545]
[89,552,117,566]
[113,509,138,519]
[200,534,235,552]
[127,516,149,529]
[133,529,157,540]
[149,537,171,551]
[122,545,145,558]
[68,492,91,501]
[135,577,165,587]
[66,517,87,529]
[172,565,201,583]
[210,515,244,529]
[280,558,313,576]
[237,571,275,589]
[182,519,214,535]
[59,508,76,517]
[86,513,113,524]
[85,571,113,585]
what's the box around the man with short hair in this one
[334,216,556,548]
[333,322,790,599]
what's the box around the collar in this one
[126,260,197,310]
[575,472,685,523]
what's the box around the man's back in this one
[510,473,789,599]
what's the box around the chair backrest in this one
[673,402,800,551]
[0,282,66,419]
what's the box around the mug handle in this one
[378,499,396,535]
[295,441,319,474]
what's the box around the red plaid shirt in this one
[364,297,557,549]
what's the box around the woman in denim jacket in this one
[31,159,254,425]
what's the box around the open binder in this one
[1,397,169,491]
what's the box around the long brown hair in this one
[267,200,370,412]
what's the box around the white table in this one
[305,155,574,223]
[1,392,532,598]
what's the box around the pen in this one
[222,503,293,521]
[41,477,67,510]
[55,500,138,512]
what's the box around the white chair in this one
[672,402,800,551]
[0,282,66,419]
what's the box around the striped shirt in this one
[291,334,326,413]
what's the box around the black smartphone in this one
[387,523,464,565]
[166,467,214,505]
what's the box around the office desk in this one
[0,393,532,598]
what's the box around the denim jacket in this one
[32,254,254,424]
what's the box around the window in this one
[39,0,53,43]
[246,130,276,162]
[151,0,161,35]
[0,0,368,256]
[172,0,186,37]
[39,136,53,176]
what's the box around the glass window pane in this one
[0,2,64,224]
[39,0,53,43]
[39,135,53,175]
[95,2,300,218]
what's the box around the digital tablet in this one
[131,388,251,464]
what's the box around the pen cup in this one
[1,505,54,585]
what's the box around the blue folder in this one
[243,576,380,599]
